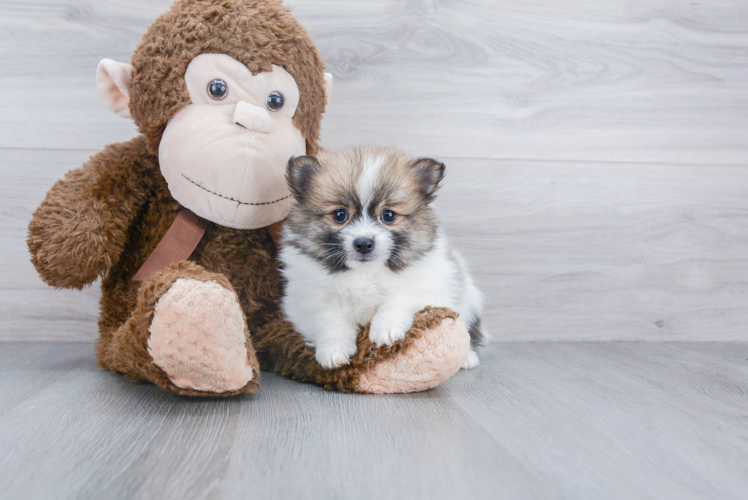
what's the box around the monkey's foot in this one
[355,308,470,394]
[253,307,469,394]
[148,278,255,393]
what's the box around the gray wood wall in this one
[2,0,747,341]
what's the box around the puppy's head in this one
[284,146,444,272]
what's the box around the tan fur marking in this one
[306,146,433,213]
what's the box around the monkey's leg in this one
[99,261,260,396]
[253,307,470,394]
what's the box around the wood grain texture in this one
[0,149,101,341]
[437,158,748,341]
[1,1,747,340]
[0,342,746,500]
[4,149,748,341]
[0,0,746,164]
[3,2,747,498]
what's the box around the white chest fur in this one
[279,232,483,369]
[280,236,468,327]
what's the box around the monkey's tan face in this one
[158,54,306,229]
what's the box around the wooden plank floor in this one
[1,341,747,500]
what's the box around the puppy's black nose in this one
[353,237,375,255]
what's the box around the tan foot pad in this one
[356,317,470,394]
[148,278,253,393]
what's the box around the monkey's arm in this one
[27,136,156,289]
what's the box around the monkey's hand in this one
[27,137,154,289]
[29,186,115,289]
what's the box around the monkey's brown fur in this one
[255,307,461,391]
[131,0,327,156]
[27,0,464,396]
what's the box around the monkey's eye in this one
[266,91,284,111]
[381,209,397,225]
[208,79,228,100]
[332,208,348,224]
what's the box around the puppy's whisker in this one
[317,249,347,266]
[332,253,348,268]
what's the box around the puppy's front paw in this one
[369,310,414,347]
[315,338,357,369]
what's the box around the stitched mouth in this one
[181,174,291,206]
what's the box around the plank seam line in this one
[0,147,743,169]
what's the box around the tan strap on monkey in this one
[133,208,210,281]
[266,220,284,248]
[132,208,284,282]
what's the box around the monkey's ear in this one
[286,155,321,200]
[324,73,333,109]
[96,59,133,118]
[411,158,446,201]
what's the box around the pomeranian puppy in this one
[279,145,484,370]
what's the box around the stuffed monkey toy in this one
[27,0,470,396]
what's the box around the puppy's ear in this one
[286,155,321,200]
[411,158,445,201]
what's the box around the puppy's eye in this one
[208,79,228,100]
[266,91,284,111]
[381,209,397,224]
[332,208,348,224]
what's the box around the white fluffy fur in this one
[281,233,482,369]
[355,154,384,206]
